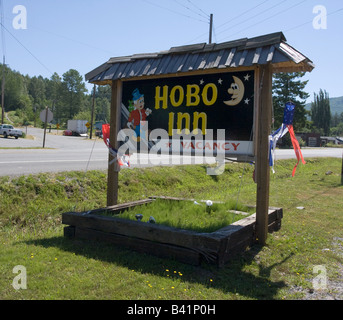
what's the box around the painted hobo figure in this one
[127,88,152,141]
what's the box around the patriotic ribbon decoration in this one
[102,124,130,168]
[269,102,305,176]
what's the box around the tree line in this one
[1,65,342,137]
[0,64,111,127]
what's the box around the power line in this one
[172,0,209,20]
[212,23,218,44]
[0,22,53,75]
[188,0,274,43]
[0,0,6,57]
[216,0,288,39]
[284,6,343,33]
[186,0,210,19]
[220,0,307,41]
[1,12,116,56]
[32,26,115,56]
[141,0,208,23]
[215,0,270,31]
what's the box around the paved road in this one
[0,127,342,176]
[0,128,108,176]
[272,147,343,160]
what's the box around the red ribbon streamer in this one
[287,125,306,176]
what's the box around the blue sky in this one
[1,0,343,102]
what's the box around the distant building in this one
[297,133,321,147]
[320,136,343,146]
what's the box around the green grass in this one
[0,158,343,300]
[107,198,255,233]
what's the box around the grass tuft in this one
[106,198,255,233]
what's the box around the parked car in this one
[0,124,23,139]
[63,130,73,136]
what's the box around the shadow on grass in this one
[24,235,289,300]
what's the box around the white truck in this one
[67,120,88,136]
[0,124,23,139]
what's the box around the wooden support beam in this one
[107,80,122,206]
[255,64,273,245]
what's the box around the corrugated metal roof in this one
[85,32,314,84]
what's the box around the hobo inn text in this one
[121,71,255,142]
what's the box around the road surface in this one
[0,127,342,176]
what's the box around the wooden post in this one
[1,57,5,125]
[42,106,48,148]
[107,80,122,206]
[255,64,273,245]
[90,84,95,140]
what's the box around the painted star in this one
[244,74,251,81]
[200,79,205,85]
[218,78,223,85]
[244,98,250,105]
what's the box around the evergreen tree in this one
[311,89,331,136]
[45,72,62,123]
[59,69,87,121]
[0,64,31,111]
[0,64,95,126]
[272,72,310,131]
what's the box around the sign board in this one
[120,70,255,157]
[40,108,53,123]
[85,122,91,128]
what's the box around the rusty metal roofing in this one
[85,32,314,84]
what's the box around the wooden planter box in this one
[62,198,282,266]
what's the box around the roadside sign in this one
[40,108,53,123]
[85,122,91,128]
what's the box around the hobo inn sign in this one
[86,31,314,161]
[85,31,314,244]
[121,70,255,156]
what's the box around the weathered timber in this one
[62,211,222,256]
[83,199,154,215]
[255,63,273,245]
[107,80,122,206]
[75,227,201,266]
[64,225,75,239]
[62,199,283,266]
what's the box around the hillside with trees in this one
[306,95,343,136]
[0,64,111,127]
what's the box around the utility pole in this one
[1,0,5,125]
[1,56,5,124]
[42,106,48,148]
[90,84,96,139]
[209,14,213,44]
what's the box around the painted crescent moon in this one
[223,76,245,106]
